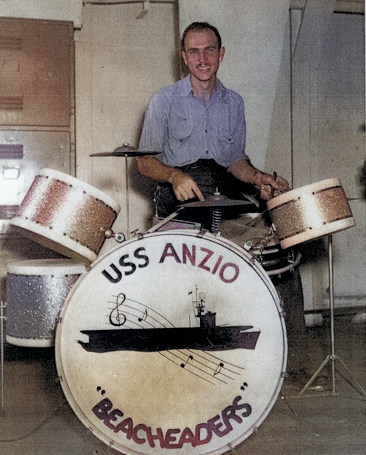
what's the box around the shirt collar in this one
[178,75,226,98]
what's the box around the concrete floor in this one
[0,314,365,455]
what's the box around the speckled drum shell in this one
[267,178,355,249]
[10,169,121,263]
[6,259,87,347]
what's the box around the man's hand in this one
[170,169,204,202]
[255,173,290,201]
[228,159,290,201]
[137,156,204,202]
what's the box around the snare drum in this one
[10,169,121,263]
[220,216,301,278]
[267,178,355,249]
[56,231,286,455]
[250,244,301,278]
[6,259,86,347]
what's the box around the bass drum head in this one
[56,231,287,455]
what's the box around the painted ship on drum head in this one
[78,287,261,353]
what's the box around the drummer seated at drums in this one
[137,21,328,389]
[137,21,289,225]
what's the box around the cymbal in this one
[180,194,256,209]
[90,145,161,158]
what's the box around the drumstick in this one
[271,172,277,198]
[146,208,183,233]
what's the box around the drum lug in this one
[286,250,295,264]
[243,240,253,251]
[129,230,146,240]
[130,228,143,239]
[104,229,126,244]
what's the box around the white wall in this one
[74,2,179,237]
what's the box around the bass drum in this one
[55,231,287,455]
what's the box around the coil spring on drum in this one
[212,208,222,234]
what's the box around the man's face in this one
[182,29,225,85]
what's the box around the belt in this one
[176,159,226,172]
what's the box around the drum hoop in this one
[263,252,302,276]
[6,258,87,275]
[39,168,121,213]
[267,177,341,209]
[279,218,355,249]
[10,219,99,263]
[5,334,54,348]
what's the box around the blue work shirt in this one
[139,76,248,168]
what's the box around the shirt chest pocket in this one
[217,128,235,157]
[168,114,193,144]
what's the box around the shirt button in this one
[205,151,209,154]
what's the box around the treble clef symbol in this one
[109,293,127,326]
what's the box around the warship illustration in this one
[78,289,260,353]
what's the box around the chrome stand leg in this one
[0,301,6,416]
[297,235,366,399]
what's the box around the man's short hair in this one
[181,22,222,51]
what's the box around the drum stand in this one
[0,301,5,416]
[297,234,366,399]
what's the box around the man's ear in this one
[181,50,188,66]
[219,46,225,63]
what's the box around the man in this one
[137,22,317,387]
[137,21,290,220]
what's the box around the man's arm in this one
[137,156,204,202]
[228,158,290,201]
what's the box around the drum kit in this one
[0,149,363,454]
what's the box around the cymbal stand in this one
[298,234,366,398]
[122,153,131,239]
[0,301,5,416]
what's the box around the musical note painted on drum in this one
[138,309,148,322]
[109,293,127,327]
[213,362,224,376]
[180,354,194,368]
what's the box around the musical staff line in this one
[189,350,245,376]
[108,294,176,329]
[158,351,216,385]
